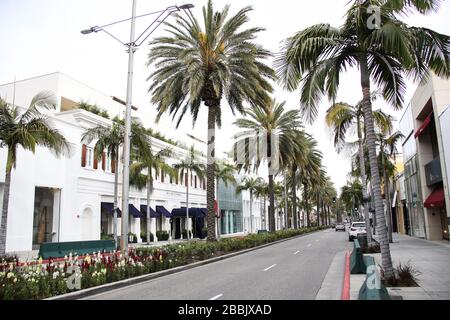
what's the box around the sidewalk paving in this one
[352,233,450,300]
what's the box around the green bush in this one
[156,230,170,241]
[140,232,154,243]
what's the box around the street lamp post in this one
[81,2,194,253]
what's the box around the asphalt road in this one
[84,229,352,300]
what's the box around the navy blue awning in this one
[140,205,159,218]
[171,207,206,218]
[200,208,207,216]
[101,202,122,218]
[129,204,144,218]
[156,206,173,218]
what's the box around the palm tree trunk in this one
[216,181,220,239]
[382,154,394,243]
[186,170,190,240]
[206,106,217,241]
[316,192,320,226]
[357,116,373,244]
[113,153,119,248]
[249,191,253,234]
[146,180,152,245]
[292,166,298,229]
[304,182,310,227]
[267,130,276,233]
[327,205,331,225]
[360,55,394,279]
[0,163,12,255]
[268,174,275,232]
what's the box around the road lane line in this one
[263,264,277,272]
[209,294,223,300]
[294,251,300,255]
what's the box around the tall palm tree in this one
[284,131,310,229]
[0,92,71,255]
[215,162,236,238]
[325,97,393,243]
[378,130,404,243]
[236,177,264,234]
[298,136,323,227]
[82,117,150,247]
[148,0,274,241]
[129,144,174,245]
[276,0,450,279]
[233,100,303,232]
[173,146,205,240]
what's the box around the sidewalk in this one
[353,233,450,300]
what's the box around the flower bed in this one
[0,226,328,300]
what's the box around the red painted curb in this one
[341,251,351,300]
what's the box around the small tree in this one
[0,92,71,255]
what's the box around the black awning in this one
[101,202,122,218]
[171,207,205,218]
[156,206,173,218]
[140,205,159,218]
[129,204,144,218]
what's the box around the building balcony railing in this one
[424,157,442,186]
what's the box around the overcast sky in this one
[1,0,450,192]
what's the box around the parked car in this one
[335,223,346,232]
[348,222,367,241]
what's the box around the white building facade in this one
[0,72,209,253]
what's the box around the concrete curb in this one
[341,251,351,300]
[46,229,327,300]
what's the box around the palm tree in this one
[276,0,450,279]
[272,181,285,229]
[254,179,269,230]
[284,130,310,229]
[236,177,264,234]
[173,146,205,240]
[0,92,71,255]
[215,162,236,238]
[129,144,174,245]
[82,117,149,247]
[298,136,323,227]
[233,100,303,232]
[341,180,364,220]
[325,96,393,243]
[147,0,274,241]
[378,130,404,243]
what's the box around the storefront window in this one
[404,156,426,238]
